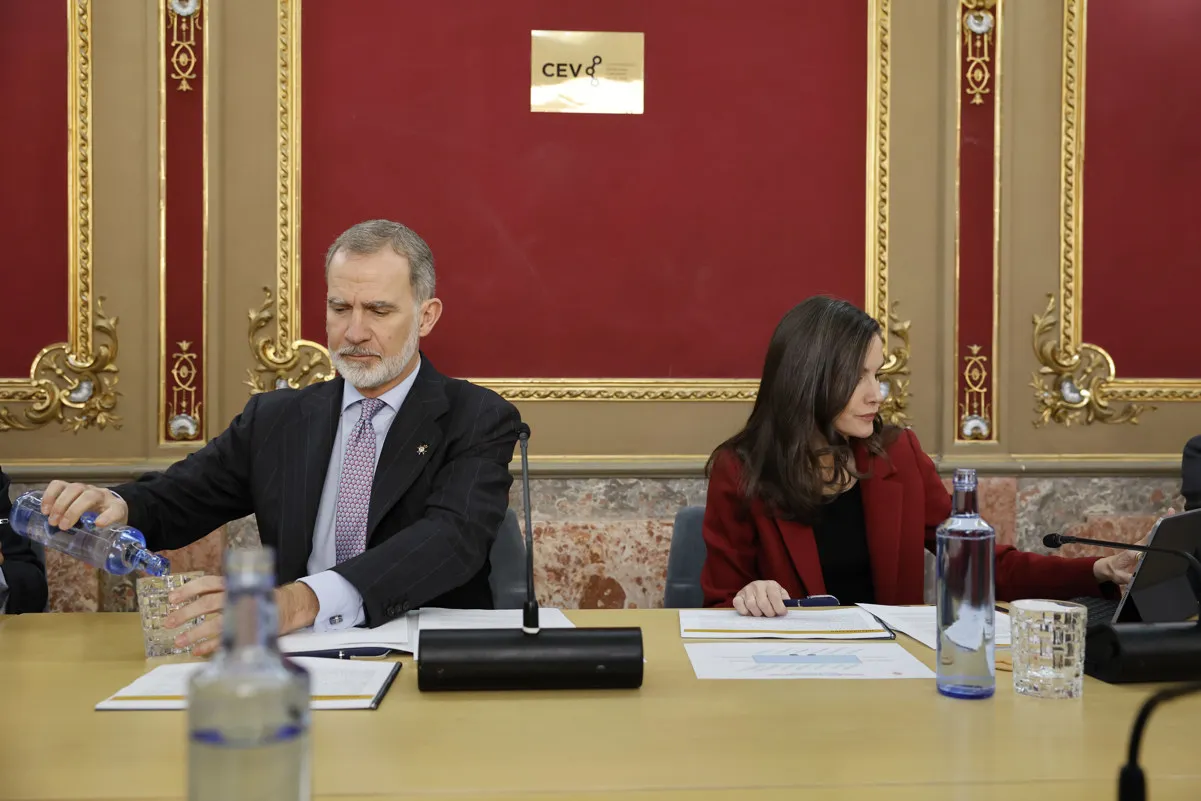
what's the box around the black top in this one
[811,481,875,604]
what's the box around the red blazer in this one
[700,428,1108,606]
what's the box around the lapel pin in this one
[417,443,429,456]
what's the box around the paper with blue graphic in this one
[683,642,935,680]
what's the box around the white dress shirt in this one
[295,358,422,631]
[0,565,8,613]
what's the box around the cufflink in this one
[328,614,343,626]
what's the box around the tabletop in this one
[1,608,1198,800]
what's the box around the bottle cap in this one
[952,467,978,490]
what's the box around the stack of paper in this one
[96,657,401,711]
[276,607,576,660]
[277,613,418,657]
[856,603,1011,650]
[678,608,894,640]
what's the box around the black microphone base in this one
[1084,622,1201,684]
[416,627,644,691]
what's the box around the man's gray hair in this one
[324,219,436,303]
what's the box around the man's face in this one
[325,247,439,392]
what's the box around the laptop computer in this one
[1075,507,1201,626]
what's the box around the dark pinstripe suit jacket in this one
[114,357,521,625]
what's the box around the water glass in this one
[1009,599,1087,699]
[136,571,204,657]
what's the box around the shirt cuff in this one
[296,570,365,631]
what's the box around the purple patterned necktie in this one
[334,397,386,564]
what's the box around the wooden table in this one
[1,609,1199,800]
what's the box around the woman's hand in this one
[733,580,790,616]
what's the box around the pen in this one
[782,595,841,607]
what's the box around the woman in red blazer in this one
[700,296,1138,616]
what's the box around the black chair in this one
[663,505,707,608]
[488,508,527,609]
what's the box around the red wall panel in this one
[1081,0,1201,379]
[299,0,868,378]
[0,3,68,376]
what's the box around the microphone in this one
[1042,531,1201,684]
[1118,681,1201,801]
[416,422,644,692]
[1041,533,1201,605]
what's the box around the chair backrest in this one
[663,505,707,608]
[488,508,527,609]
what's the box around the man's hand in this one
[165,576,320,656]
[0,548,5,566]
[40,480,128,530]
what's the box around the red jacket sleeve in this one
[907,429,1108,602]
[699,452,760,607]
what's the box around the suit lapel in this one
[366,363,449,539]
[776,517,827,598]
[857,443,905,603]
[294,378,342,563]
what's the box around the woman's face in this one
[832,334,885,440]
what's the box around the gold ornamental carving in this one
[961,0,996,105]
[166,341,202,440]
[1031,0,1201,426]
[167,0,202,91]
[958,344,992,440]
[0,1,122,434]
[1029,294,1146,427]
[245,288,335,394]
[263,0,907,411]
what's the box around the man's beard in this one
[330,324,419,390]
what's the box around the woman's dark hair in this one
[708,295,900,523]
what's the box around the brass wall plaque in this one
[530,30,644,114]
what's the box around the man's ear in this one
[418,298,443,337]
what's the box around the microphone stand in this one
[1043,533,1201,684]
[416,423,644,692]
[1118,681,1201,801]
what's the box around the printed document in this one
[278,612,418,656]
[96,657,400,711]
[856,603,1010,650]
[679,607,893,640]
[684,642,935,680]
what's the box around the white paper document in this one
[96,657,401,711]
[416,607,575,632]
[856,604,1010,651]
[277,613,418,656]
[413,607,574,659]
[678,607,894,640]
[684,642,935,680]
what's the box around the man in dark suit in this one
[1184,435,1201,512]
[40,219,521,655]
[1,468,50,614]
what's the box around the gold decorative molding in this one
[1030,294,1145,427]
[167,0,201,91]
[261,0,904,410]
[166,341,202,440]
[1032,0,1201,426]
[865,0,910,426]
[961,0,996,104]
[245,288,335,393]
[0,0,122,434]
[246,0,333,394]
[468,379,758,403]
[959,344,992,439]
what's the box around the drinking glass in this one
[1010,598,1087,699]
[136,571,204,657]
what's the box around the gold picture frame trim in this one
[0,0,121,434]
[255,0,907,420]
[1031,0,1201,427]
